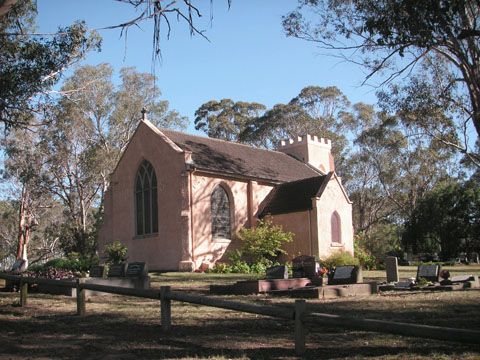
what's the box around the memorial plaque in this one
[125,262,148,278]
[385,256,399,283]
[89,265,106,278]
[329,265,361,285]
[266,265,288,280]
[292,255,317,279]
[416,264,441,282]
[108,263,127,277]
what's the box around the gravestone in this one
[416,264,441,282]
[385,256,399,283]
[328,265,362,285]
[292,255,318,278]
[108,263,127,277]
[125,262,148,278]
[89,265,106,278]
[266,265,288,280]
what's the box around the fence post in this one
[20,279,28,307]
[294,299,306,356]
[76,278,86,316]
[160,286,171,332]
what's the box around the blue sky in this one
[36,0,377,134]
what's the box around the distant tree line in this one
[193,84,478,262]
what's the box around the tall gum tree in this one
[283,0,480,165]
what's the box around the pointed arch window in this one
[211,185,231,239]
[135,160,158,236]
[331,211,342,244]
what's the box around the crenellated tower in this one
[277,135,335,174]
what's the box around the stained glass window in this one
[211,186,231,239]
[331,211,342,244]
[135,160,158,235]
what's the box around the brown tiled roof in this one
[160,129,321,183]
[259,175,330,216]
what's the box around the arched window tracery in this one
[331,211,342,244]
[135,160,158,235]
[211,185,231,239]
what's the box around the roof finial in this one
[141,107,147,121]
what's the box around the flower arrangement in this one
[317,266,329,277]
[440,269,450,280]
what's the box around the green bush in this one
[208,262,231,273]
[322,251,359,269]
[42,253,97,272]
[354,238,377,270]
[104,241,128,265]
[213,221,293,274]
[237,220,293,263]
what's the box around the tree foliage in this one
[283,0,480,162]
[194,99,266,143]
[1,64,186,260]
[403,180,480,259]
[0,0,100,130]
[237,220,294,263]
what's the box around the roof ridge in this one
[278,175,326,187]
[160,127,295,157]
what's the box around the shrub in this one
[42,253,97,272]
[104,241,128,265]
[237,220,293,263]
[208,262,231,273]
[354,239,377,270]
[215,221,293,274]
[322,251,359,269]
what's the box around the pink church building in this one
[99,119,353,271]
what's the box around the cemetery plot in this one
[328,265,362,285]
[416,264,441,282]
[108,263,127,277]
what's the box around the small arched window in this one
[211,185,231,239]
[135,160,158,235]
[331,211,342,244]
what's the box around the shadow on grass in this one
[298,289,480,331]
[0,295,479,359]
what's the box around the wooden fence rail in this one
[1,273,480,356]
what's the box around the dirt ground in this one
[1,284,480,359]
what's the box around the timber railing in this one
[1,273,479,355]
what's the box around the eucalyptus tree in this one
[284,0,480,159]
[194,99,266,144]
[0,0,100,130]
[403,180,480,259]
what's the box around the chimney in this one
[277,134,335,173]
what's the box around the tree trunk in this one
[16,184,30,263]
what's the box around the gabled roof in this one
[160,128,321,183]
[259,174,332,217]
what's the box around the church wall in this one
[98,122,186,270]
[316,177,354,258]
[266,211,314,260]
[190,173,273,269]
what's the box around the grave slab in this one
[266,265,288,280]
[385,256,399,283]
[107,263,127,277]
[125,262,148,278]
[328,265,362,285]
[416,264,441,282]
[292,255,318,279]
[89,265,106,278]
[210,278,311,295]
